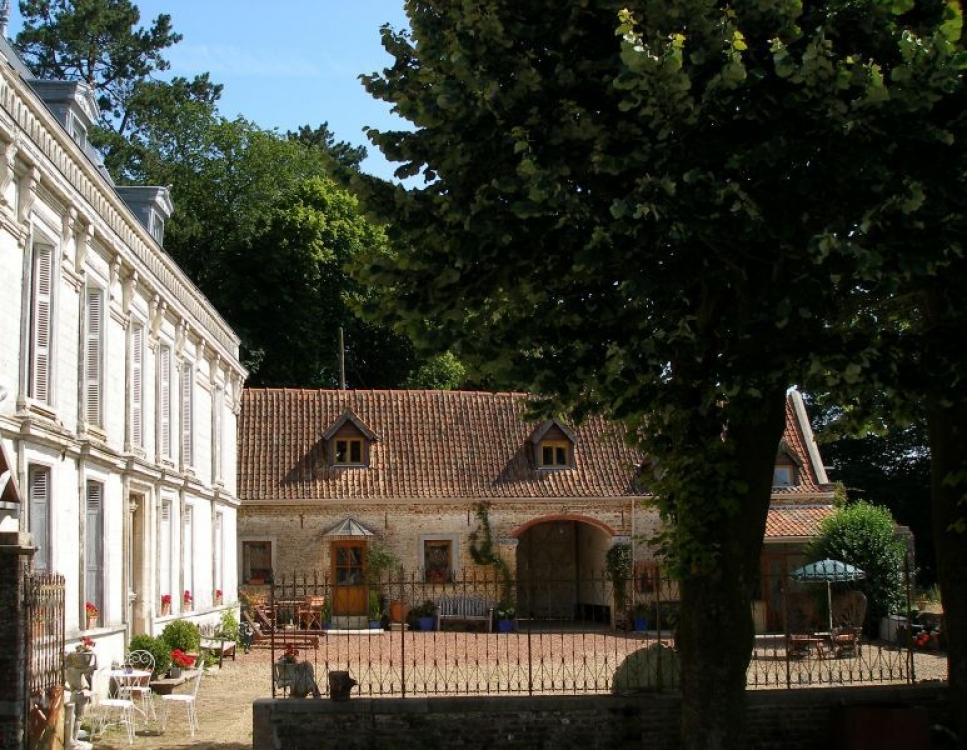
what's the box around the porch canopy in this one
[789,559,865,631]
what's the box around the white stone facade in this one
[0,40,245,663]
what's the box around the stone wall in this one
[253,684,948,750]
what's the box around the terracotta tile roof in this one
[765,505,836,540]
[238,389,833,504]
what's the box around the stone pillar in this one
[0,530,35,750]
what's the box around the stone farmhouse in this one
[0,34,246,664]
[238,388,833,629]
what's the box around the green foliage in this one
[403,351,467,390]
[366,543,398,587]
[468,503,513,605]
[128,633,169,677]
[808,502,907,628]
[216,610,240,645]
[605,543,633,614]
[368,590,383,621]
[160,619,201,654]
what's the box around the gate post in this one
[0,530,35,750]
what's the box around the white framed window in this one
[540,440,570,468]
[180,362,193,468]
[773,465,794,487]
[183,505,194,606]
[28,242,55,403]
[158,344,172,459]
[149,209,164,244]
[83,285,104,427]
[420,534,460,584]
[212,386,223,482]
[84,480,105,624]
[213,511,224,597]
[28,465,51,572]
[159,499,172,609]
[130,323,144,447]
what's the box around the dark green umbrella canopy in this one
[790,559,866,631]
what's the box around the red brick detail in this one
[510,514,616,539]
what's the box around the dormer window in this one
[323,410,377,468]
[335,438,363,465]
[149,210,165,244]
[530,419,577,470]
[773,441,802,487]
[541,440,570,467]
[68,113,87,149]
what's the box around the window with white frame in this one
[212,386,223,482]
[183,505,194,605]
[149,209,164,245]
[83,285,104,427]
[28,242,55,404]
[130,322,144,448]
[84,481,105,624]
[180,362,193,468]
[420,535,459,584]
[213,511,224,597]
[28,465,51,572]
[158,344,172,459]
[159,499,172,609]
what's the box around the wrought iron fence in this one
[24,571,66,700]
[246,567,924,698]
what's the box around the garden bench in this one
[200,636,237,667]
[435,594,494,632]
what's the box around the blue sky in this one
[8,1,412,181]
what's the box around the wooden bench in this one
[200,636,237,667]
[435,595,494,632]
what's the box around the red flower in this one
[215,589,223,598]
[183,590,193,603]
[161,594,172,605]
[170,649,195,668]
[85,602,99,617]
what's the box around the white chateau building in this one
[0,35,246,659]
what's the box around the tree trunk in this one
[677,391,787,750]
[926,395,967,741]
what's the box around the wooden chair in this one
[298,596,326,630]
[831,591,867,657]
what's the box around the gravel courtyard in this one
[90,636,949,749]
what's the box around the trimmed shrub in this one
[161,619,201,654]
[128,633,170,677]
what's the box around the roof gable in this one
[322,409,378,442]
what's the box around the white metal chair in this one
[160,668,203,737]
[118,650,156,724]
[91,667,136,745]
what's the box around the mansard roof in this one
[239,389,833,510]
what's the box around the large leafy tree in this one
[14,0,222,151]
[358,1,965,747]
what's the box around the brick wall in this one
[239,499,658,577]
[253,684,947,750]
[0,532,33,750]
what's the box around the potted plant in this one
[66,636,97,669]
[368,591,384,629]
[214,588,223,606]
[169,648,195,678]
[85,602,99,629]
[412,600,437,631]
[183,590,193,611]
[495,603,517,633]
[631,603,649,632]
[160,593,172,615]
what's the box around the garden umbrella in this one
[789,559,866,631]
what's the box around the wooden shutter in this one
[29,467,50,572]
[180,364,192,467]
[131,324,143,446]
[159,500,171,598]
[183,505,194,598]
[159,346,171,457]
[30,244,53,402]
[85,482,104,615]
[84,287,102,425]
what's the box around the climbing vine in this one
[468,502,513,605]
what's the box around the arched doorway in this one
[515,517,614,622]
